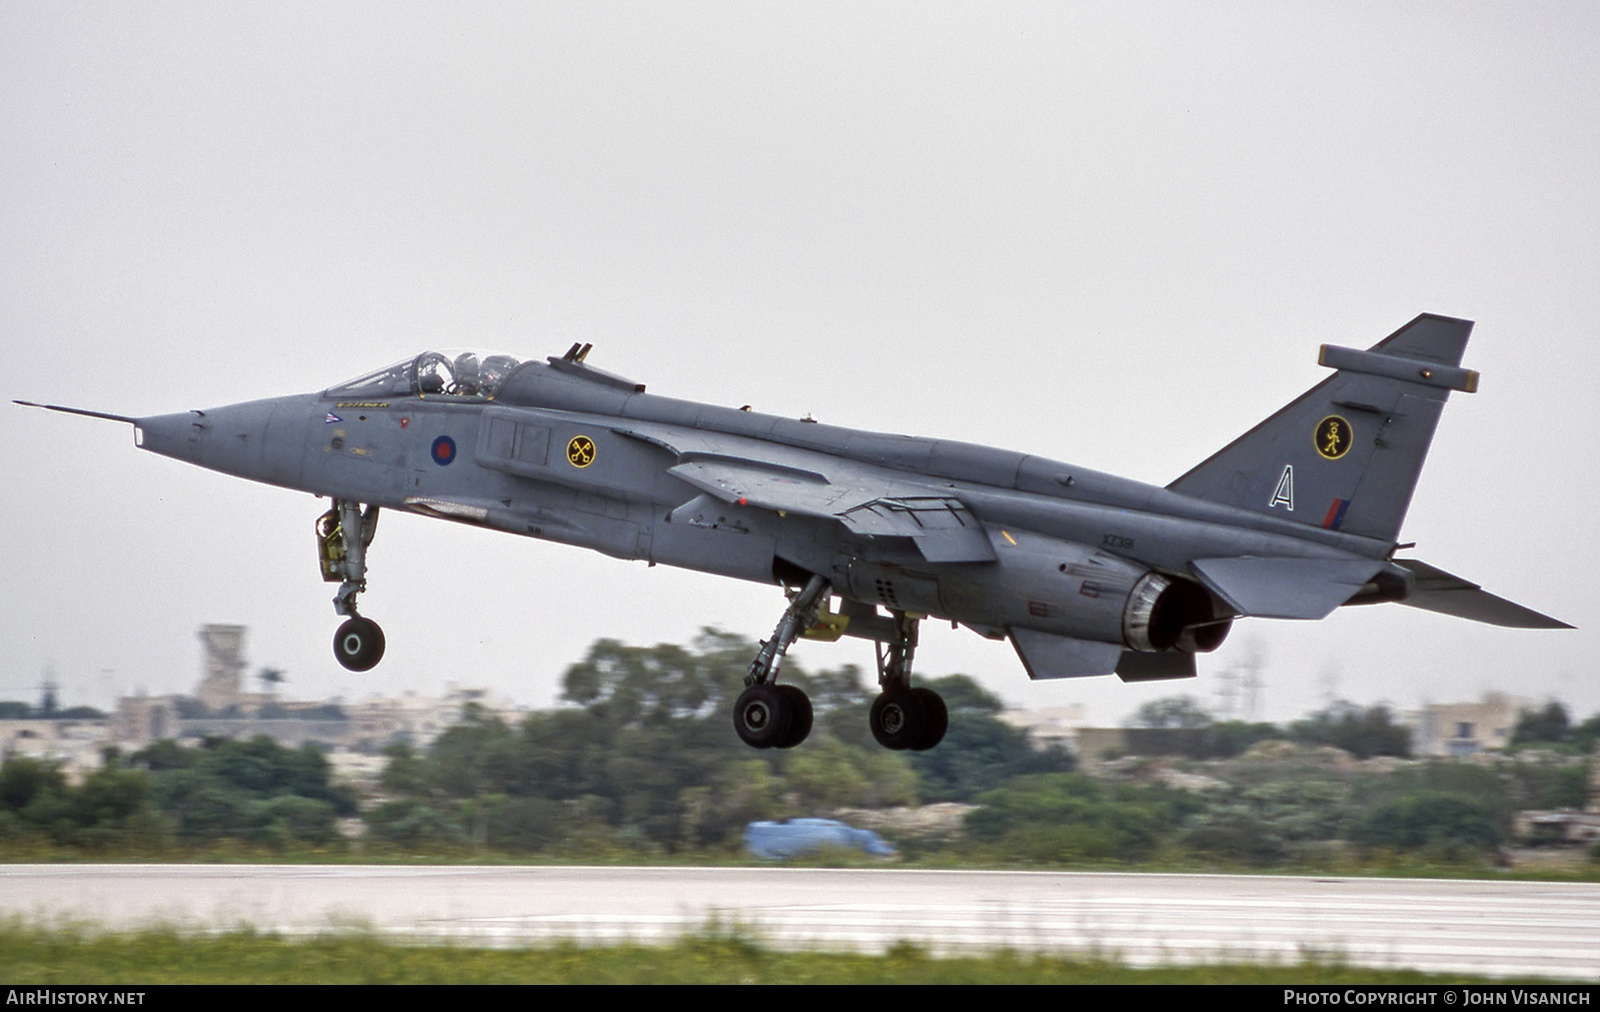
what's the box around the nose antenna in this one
[14,401,137,425]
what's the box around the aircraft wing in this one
[622,424,996,563]
[1188,556,1386,620]
[1392,559,1573,629]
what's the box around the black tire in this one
[910,687,947,751]
[733,684,792,749]
[334,617,386,672]
[869,689,925,751]
[776,685,813,749]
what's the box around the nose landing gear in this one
[318,500,385,671]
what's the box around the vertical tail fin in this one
[1167,314,1478,544]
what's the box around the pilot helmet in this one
[453,352,481,394]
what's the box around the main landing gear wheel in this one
[868,610,948,750]
[870,689,923,750]
[734,684,791,749]
[868,688,947,751]
[776,684,813,749]
[732,684,814,750]
[334,616,385,672]
[910,686,947,751]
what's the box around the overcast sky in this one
[4,2,1596,727]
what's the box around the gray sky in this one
[4,2,1596,726]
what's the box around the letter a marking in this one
[1270,465,1295,511]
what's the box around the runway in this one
[3,864,1597,979]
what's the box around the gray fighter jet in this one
[17,314,1568,750]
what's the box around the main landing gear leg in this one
[869,611,947,751]
[733,574,827,750]
[317,500,385,672]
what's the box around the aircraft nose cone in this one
[134,410,203,460]
[136,397,305,486]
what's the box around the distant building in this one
[106,625,527,755]
[999,705,1089,751]
[1408,693,1530,757]
[195,624,247,711]
[344,685,525,751]
[114,694,177,745]
[194,624,277,714]
[0,718,107,779]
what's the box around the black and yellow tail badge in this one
[566,435,596,467]
[1315,416,1352,460]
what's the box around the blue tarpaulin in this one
[743,818,896,859]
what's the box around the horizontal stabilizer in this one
[1010,628,1122,680]
[1190,556,1385,620]
[1394,559,1573,629]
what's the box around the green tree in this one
[365,796,466,848]
[561,635,739,726]
[966,773,1199,863]
[906,674,1074,801]
[1205,720,1283,758]
[1181,814,1288,866]
[1128,695,1213,730]
[1511,702,1571,748]
[131,736,356,846]
[1575,712,1600,753]
[678,759,785,849]
[0,756,67,812]
[1289,702,1410,759]
[0,756,72,843]
[1348,791,1500,852]
[782,736,918,809]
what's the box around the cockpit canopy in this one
[328,351,523,400]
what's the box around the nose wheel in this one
[334,616,386,672]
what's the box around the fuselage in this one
[130,351,1398,653]
[22,316,1564,747]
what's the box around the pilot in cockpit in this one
[479,355,518,396]
[450,353,481,396]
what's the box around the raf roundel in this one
[566,435,596,468]
[431,435,457,466]
[1314,415,1353,460]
